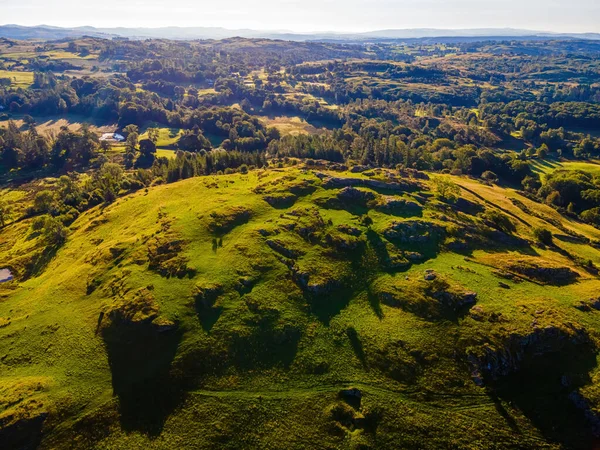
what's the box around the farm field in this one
[0,70,34,88]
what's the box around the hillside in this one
[2,165,600,448]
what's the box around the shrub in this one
[432,177,460,202]
[480,209,516,233]
[239,164,249,174]
[532,227,553,246]
[31,215,68,246]
[581,208,600,225]
[33,190,56,214]
[481,171,498,183]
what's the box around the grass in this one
[531,158,600,176]
[0,70,34,89]
[257,115,323,136]
[2,167,600,448]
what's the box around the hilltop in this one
[2,163,600,448]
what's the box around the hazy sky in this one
[2,0,599,33]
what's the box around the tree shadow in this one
[346,326,368,368]
[102,322,183,436]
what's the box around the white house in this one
[99,133,125,142]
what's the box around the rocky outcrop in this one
[384,220,445,244]
[266,239,304,259]
[467,323,592,385]
[263,193,298,208]
[377,196,422,214]
[506,260,579,285]
[193,283,223,309]
[336,187,377,205]
[147,236,192,278]
[316,173,419,193]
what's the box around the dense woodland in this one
[2,37,600,229]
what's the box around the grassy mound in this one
[2,166,600,448]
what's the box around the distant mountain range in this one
[1,24,600,42]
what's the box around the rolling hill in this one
[2,164,600,448]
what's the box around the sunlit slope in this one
[2,167,600,449]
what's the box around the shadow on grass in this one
[346,326,368,368]
[304,284,356,325]
[227,320,301,370]
[0,412,46,450]
[491,343,599,449]
[196,305,223,333]
[102,323,183,436]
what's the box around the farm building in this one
[99,133,125,142]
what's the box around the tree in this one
[93,163,123,203]
[139,139,157,156]
[432,177,460,202]
[147,128,160,144]
[532,227,553,246]
[99,140,111,153]
[33,190,55,214]
[35,215,67,246]
[0,201,11,228]
[124,125,139,153]
[481,171,498,183]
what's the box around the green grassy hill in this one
[2,166,600,449]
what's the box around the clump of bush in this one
[31,215,67,246]
[532,227,553,246]
[479,209,516,233]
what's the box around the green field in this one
[532,159,600,176]
[0,70,34,89]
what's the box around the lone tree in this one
[432,177,460,203]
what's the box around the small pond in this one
[0,268,13,283]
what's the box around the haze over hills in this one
[1,24,600,42]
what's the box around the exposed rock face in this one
[467,323,592,385]
[100,287,178,335]
[336,187,377,204]
[193,283,223,309]
[324,232,364,251]
[263,193,297,208]
[424,269,437,281]
[337,224,362,237]
[506,260,579,285]
[385,220,445,244]
[207,206,252,234]
[432,290,477,310]
[377,196,422,214]
[316,173,419,193]
[350,165,371,173]
[266,239,304,259]
[147,236,192,278]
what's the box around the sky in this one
[1,0,599,33]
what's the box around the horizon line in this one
[3,23,600,36]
